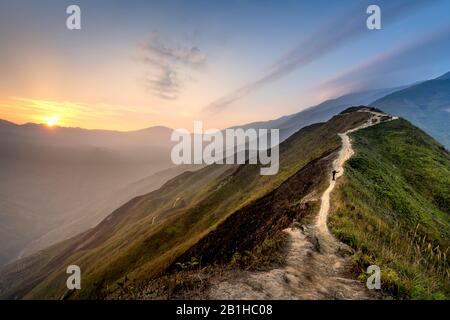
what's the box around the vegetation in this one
[3,110,448,301]
[2,109,449,300]
[0,111,370,299]
[371,75,450,149]
[340,106,383,114]
[329,119,450,299]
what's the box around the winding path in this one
[208,110,395,299]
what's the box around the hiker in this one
[332,170,339,181]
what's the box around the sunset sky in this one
[1,0,450,131]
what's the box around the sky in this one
[0,0,450,131]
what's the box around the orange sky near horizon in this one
[0,95,310,131]
[3,1,449,132]
[0,97,175,131]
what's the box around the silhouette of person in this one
[332,170,339,181]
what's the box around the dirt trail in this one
[208,110,396,299]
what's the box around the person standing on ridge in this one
[332,170,339,181]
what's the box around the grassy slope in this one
[371,78,450,149]
[0,112,370,299]
[329,119,450,299]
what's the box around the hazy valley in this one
[0,72,449,300]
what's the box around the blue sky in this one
[0,0,449,130]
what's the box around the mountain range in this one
[0,72,449,299]
[0,107,448,299]
[0,85,401,266]
[0,121,186,266]
[238,72,450,149]
[371,72,450,149]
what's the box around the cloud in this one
[138,32,207,100]
[203,0,439,113]
[319,25,450,95]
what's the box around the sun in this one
[44,115,60,127]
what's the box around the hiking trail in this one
[208,110,397,299]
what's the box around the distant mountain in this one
[0,121,181,266]
[236,87,404,141]
[0,120,173,149]
[15,165,201,261]
[1,87,383,264]
[235,71,449,150]
[0,110,370,299]
[1,68,449,298]
[371,71,450,149]
[2,84,395,267]
[437,71,450,80]
[1,108,448,300]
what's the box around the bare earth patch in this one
[208,111,395,300]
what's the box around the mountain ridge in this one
[437,71,450,80]
[0,118,172,134]
[0,108,373,299]
[371,72,450,149]
[1,107,448,300]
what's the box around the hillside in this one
[0,110,372,299]
[371,72,450,149]
[2,75,443,268]
[330,119,450,298]
[235,87,401,141]
[1,108,448,300]
[0,120,177,266]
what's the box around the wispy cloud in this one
[138,32,207,100]
[203,0,438,113]
[319,25,450,95]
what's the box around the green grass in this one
[329,119,450,299]
[0,111,371,299]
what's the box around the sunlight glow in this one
[44,115,60,127]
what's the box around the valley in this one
[2,107,447,300]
